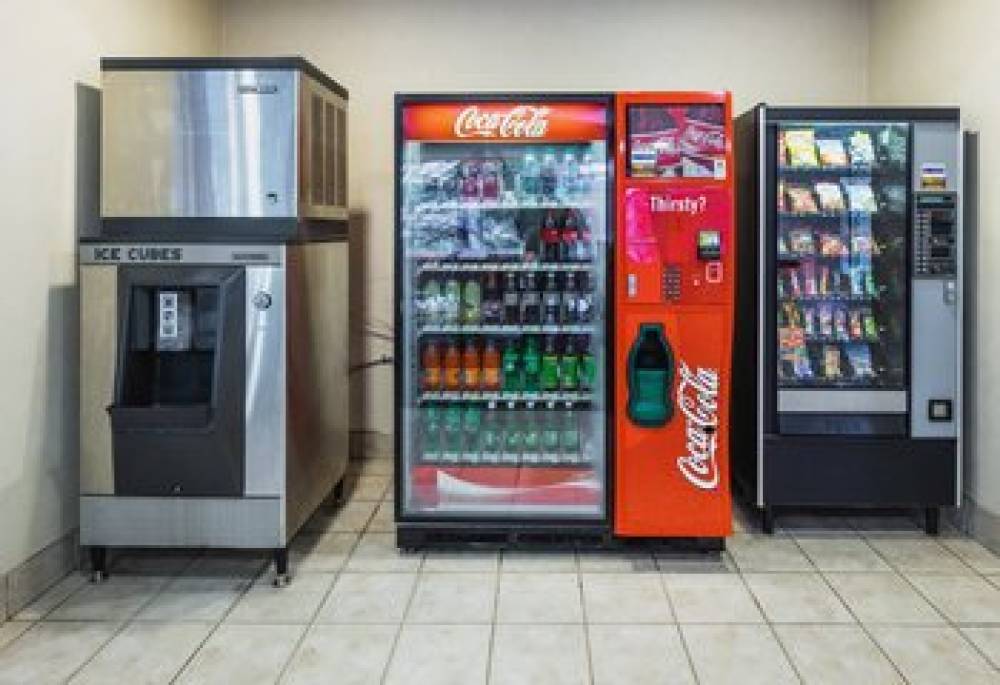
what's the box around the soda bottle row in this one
[416,150,600,206]
[421,405,591,466]
[419,270,595,327]
[421,336,596,393]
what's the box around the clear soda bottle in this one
[462,405,482,463]
[442,404,463,462]
[522,403,541,464]
[443,276,461,325]
[481,402,501,463]
[540,149,558,200]
[560,404,580,463]
[422,406,441,463]
[521,153,540,202]
[559,151,578,199]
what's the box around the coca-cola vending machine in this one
[613,92,735,541]
[394,94,614,547]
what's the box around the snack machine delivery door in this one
[396,97,611,520]
[613,93,734,538]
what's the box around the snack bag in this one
[849,309,863,339]
[778,234,790,255]
[817,265,829,296]
[794,346,814,379]
[815,182,845,212]
[789,230,815,255]
[785,129,819,167]
[848,131,875,166]
[802,306,816,336]
[851,235,873,258]
[777,181,788,212]
[801,262,817,296]
[846,344,874,379]
[845,182,877,212]
[820,233,845,257]
[786,185,818,213]
[824,346,842,378]
[879,127,907,165]
[834,307,849,340]
[816,139,848,167]
[863,309,879,340]
[819,305,833,337]
[778,132,788,166]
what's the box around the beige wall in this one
[0,0,219,576]
[220,0,872,437]
[870,0,1000,530]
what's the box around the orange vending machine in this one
[614,92,735,540]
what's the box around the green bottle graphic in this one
[522,337,541,392]
[540,335,560,391]
[502,339,522,392]
[626,323,674,427]
[560,337,579,390]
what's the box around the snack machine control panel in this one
[914,192,957,278]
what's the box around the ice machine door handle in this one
[626,323,675,428]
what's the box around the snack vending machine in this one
[613,92,735,541]
[394,94,613,545]
[733,106,962,533]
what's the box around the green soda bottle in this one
[560,404,580,463]
[522,402,540,463]
[580,338,596,391]
[442,404,463,462]
[540,335,560,391]
[502,339,522,392]
[422,406,441,462]
[481,402,501,463]
[541,401,560,461]
[522,337,541,392]
[502,403,523,463]
[560,337,579,391]
[462,405,482,463]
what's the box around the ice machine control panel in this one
[914,192,957,277]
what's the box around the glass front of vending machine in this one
[394,95,613,545]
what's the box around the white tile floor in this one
[0,457,998,684]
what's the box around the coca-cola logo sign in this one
[675,361,720,490]
[454,105,551,139]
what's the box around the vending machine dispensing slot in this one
[626,323,674,427]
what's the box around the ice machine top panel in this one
[101,56,348,99]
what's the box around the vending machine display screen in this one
[626,103,727,179]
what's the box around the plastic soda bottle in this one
[502,339,521,392]
[462,339,481,390]
[580,338,596,391]
[502,405,523,463]
[481,403,501,462]
[422,407,441,462]
[421,341,442,391]
[462,276,482,325]
[540,335,560,391]
[443,276,461,325]
[560,337,580,391]
[443,339,462,391]
[482,339,501,391]
[522,337,541,392]
[422,277,442,325]
[541,403,561,459]
[442,404,463,461]
[560,405,580,462]
[462,405,482,462]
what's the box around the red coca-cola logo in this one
[675,361,720,491]
[454,105,550,139]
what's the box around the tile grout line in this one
[732,559,805,684]
[867,536,1000,674]
[167,553,271,684]
[657,571,702,685]
[273,495,371,684]
[790,534,910,683]
[60,554,198,683]
[576,551,596,685]
[484,551,503,685]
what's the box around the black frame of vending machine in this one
[393,92,617,548]
[733,105,961,535]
